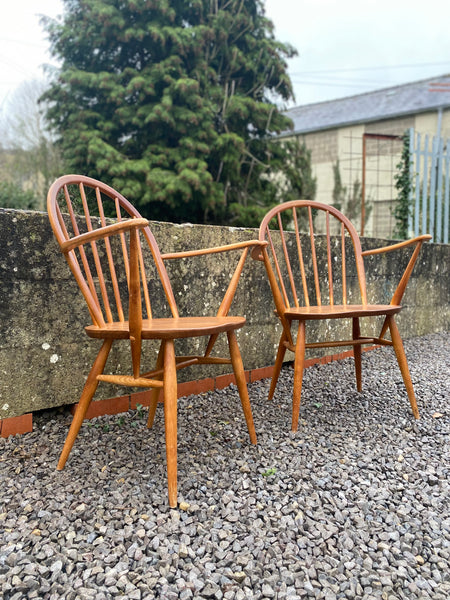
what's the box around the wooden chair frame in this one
[47,175,267,507]
[253,200,431,431]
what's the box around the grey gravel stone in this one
[0,332,449,600]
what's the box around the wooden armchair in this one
[47,174,266,507]
[253,200,431,431]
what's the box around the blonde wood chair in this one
[47,174,266,507]
[253,200,431,431]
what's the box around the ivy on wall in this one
[393,131,412,240]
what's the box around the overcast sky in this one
[1,0,450,109]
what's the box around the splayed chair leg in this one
[163,339,178,508]
[387,316,419,419]
[57,339,113,470]
[268,331,288,401]
[227,330,257,445]
[352,317,362,392]
[147,343,164,429]
[292,321,306,432]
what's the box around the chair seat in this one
[284,304,402,321]
[85,316,247,339]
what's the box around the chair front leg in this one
[387,316,420,419]
[352,317,362,392]
[292,321,306,432]
[268,330,288,401]
[57,339,113,470]
[227,330,257,445]
[163,339,179,508]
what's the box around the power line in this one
[0,37,46,49]
[290,75,392,85]
[290,61,450,76]
[290,80,383,89]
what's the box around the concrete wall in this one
[1,208,448,419]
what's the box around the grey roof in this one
[284,74,450,136]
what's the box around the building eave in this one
[282,74,450,137]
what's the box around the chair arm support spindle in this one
[362,235,432,306]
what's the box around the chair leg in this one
[57,339,113,470]
[352,317,362,392]
[227,330,257,445]
[387,315,420,419]
[163,339,178,508]
[147,343,164,429]
[268,331,288,401]
[292,321,306,432]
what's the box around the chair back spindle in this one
[325,212,334,306]
[308,206,322,306]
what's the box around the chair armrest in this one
[60,218,149,253]
[362,234,431,307]
[160,239,267,260]
[162,239,267,319]
[361,234,432,257]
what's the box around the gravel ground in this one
[1,332,449,600]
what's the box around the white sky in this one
[1,0,450,109]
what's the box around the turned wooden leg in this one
[387,316,420,419]
[57,339,113,470]
[227,330,257,445]
[268,331,288,401]
[292,321,306,432]
[352,317,362,392]
[163,340,178,508]
[147,343,164,429]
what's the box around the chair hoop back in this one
[257,200,368,311]
[47,175,179,327]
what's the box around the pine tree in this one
[42,0,301,224]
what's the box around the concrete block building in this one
[282,74,450,238]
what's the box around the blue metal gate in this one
[410,128,450,243]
